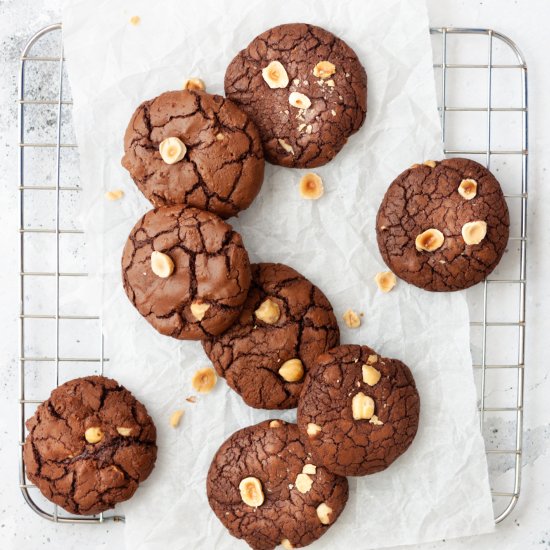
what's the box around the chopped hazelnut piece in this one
[299,173,324,200]
[255,298,280,324]
[342,309,361,328]
[278,359,304,382]
[313,61,336,79]
[159,136,187,164]
[415,228,444,252]
[183,78,206,91]
[288,92,312,110]
[239,477,264,507]
[374,271,397,293]
[190,301,210,321]
[105,189,124,201]
[150,251,175,278]
[462,221,487,245]
[169,409,184,428]
[458,178,478,200]
[191,367,217,393]
[262,61,289,89]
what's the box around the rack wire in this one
[18,24,527,525]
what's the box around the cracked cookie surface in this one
[376,158,510,291]
[207,420,348,550]
[122,205,251,340]
[121,89,264,219]
[297,345,420,477]
[225,23,367,168]
[23,376,157,515]
[202,263,340,409]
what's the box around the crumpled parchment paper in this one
[61,0,495,547]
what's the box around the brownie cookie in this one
[202,263,340,409]
[23,376,157,515]
[376,158,510,291]
[121,89,264,219]
[207,420,348,550]
[225,23,367,168]
[122,206,251,340]
[297,345,420,477]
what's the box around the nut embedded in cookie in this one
[190,301,210,321]
[351,392,375,420]
[254,298,280,324]
[288,91,312,110]
[262,60,289,89]
[239,476,265,507]
[316,503,333,525]
[313,60,336,79]
[159,136,187,165]
[278,358,304,382]
[458,178,478,200]
[150,251,175,278]
[415,228,444,252]
[84,426,103,444]
[462,220,487,245]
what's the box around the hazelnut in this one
[169,409,184,428]
[269,420,282,428]
[183,77,206,91]
[281,540,294,550]
[190,301,210,321]
[278,359,304,382]
[84,427,103,444]
[129,15,140,26]
[261,60,289,89]
[423,160,437,168]
[105,189,124,201]
[415,228,444,252]
[369,415,384,426]
[191,367,217,393]
[159,136,187,164]
[288,92,311,110]
[374,271,396,293]
[367,354,378,364]
[302,464,317,475]
[351,392,375,420]
[362,364,381,386]
[326,79,335,87]
[255,298,280,324]
[342,309,361,329]
[458,178,478,200]
[299,173,324,200]
[313,61,336,79]
[316,503,333,525]
[277,138,295,155]
[151,251,175,278]
[462,220,487,245]
[295,473,313,494]
[307,423,322,437]
[239,477,264,507]
[216,133,224,141]
[116,427,132,437]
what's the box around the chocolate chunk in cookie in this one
[225,23,367,168]
[122,89,264,219]
[207,420,348,550]
[122,205,251,340]
[376,158,510,291]
[23,376,157,515]
[202,263,340,409]
[297,345,420,477]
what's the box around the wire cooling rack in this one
[18,24,527,525]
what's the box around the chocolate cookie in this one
[297,345,420,477]
[225,23,367,168]
[202,263,340,409]
[121,89,264,219]
[122,206,251,340]
[376,158,510,291]
[207,420,348,550]
[23,376,157,515]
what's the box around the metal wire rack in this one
[18,24,527,526]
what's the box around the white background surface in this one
[0,1,549,549]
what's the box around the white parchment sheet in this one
[62,0,495,548]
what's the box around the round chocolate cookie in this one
[376,158,510,291]
[202,263,340,409]
[207,419,348,550]
[122,206,251,340]
[121,89,264,219]
[23,376,157,515]
[297,345,420,477]
[225,23,367,168]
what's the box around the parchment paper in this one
[61,0,495,548]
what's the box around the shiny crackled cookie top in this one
[225,23,367,168]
